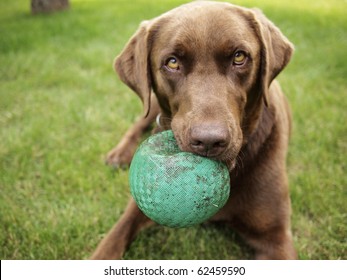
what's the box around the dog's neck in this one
[233,104,276,176]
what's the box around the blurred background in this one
[0,0,346,259]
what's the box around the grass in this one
[0,0,346,260]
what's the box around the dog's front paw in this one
[105,142,136,169]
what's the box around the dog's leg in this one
[90,198,154,259]
[211,171,296,259]
[94,96,160,259]
[242,173,297,260]
[106,95,160,168]
[212,206,296,259]
[249,226,297,260]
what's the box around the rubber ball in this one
[129,130,230,228]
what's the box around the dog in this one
[91,1,296,260]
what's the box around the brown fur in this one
[94,1,296,259]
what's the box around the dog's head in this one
[115,1,293,166]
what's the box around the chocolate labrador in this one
[91,1,296,259]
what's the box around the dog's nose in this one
[189,124,229,157]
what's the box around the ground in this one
[0,0,346,259]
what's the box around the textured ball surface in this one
[129,130,230,228]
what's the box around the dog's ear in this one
[251,9,294,106]
[114,21,153,117]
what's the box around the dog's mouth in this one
[172,130,238,170]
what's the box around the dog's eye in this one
[233,51,247,65]
[165,57,180,71]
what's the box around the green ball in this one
[129,130,230,228]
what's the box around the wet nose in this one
[189,123,229,157]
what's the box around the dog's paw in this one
[105,145,134,169]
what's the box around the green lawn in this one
[0,0,346,260]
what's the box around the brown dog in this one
[91,1,296,259]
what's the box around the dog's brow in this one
[173,43,189,57]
